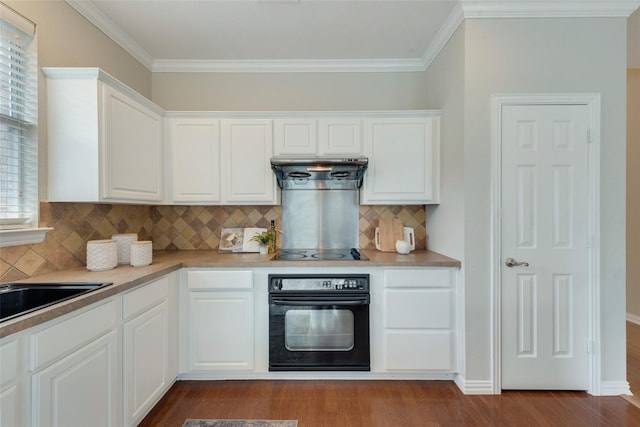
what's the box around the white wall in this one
[462,17,628,386]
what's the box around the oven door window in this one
[285,309,354,351]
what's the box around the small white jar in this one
[111,233,137,264]
[395,240,412,255]
[130,241,153,267]
[86,239,118,271]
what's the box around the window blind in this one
[0,3,36,228]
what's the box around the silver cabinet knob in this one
[505,257,529,268]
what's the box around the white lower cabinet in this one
[123,275,176,426]
[380,269,455,372]
[32,330,119,427]
[1,272,179,427]
[29,299,121,427]
[184,270,254,372]
[1,334,28,427]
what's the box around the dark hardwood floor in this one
[139,322,640,426]
[139,379,640,426]
[627,321,640,404]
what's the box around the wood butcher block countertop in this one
[0,249,460,338]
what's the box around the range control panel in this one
[269,274,370,292]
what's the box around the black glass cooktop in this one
[273,248,367,261]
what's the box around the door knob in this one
[505,257,529,268]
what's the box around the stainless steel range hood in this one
[270,157,368,190]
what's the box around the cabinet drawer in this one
[385,330,451,371]
[187,270,253,290]
[123,276,169,320]
[384,269,451,288]
[385,289,450,329]
[29,299,119,371]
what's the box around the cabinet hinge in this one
[587,129,593,144]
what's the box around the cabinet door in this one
[187,291,254,371]
[31,330,119,427]
[385,331,451,371]
[378,268,454,372]
[101,84,163,202]
[0,384,22,427]
[1,336,27,427]
[124,301,169,426]
[361,117,439,204]
[385,289,451,329]
[273,118,317,155]
[318,118,362,155]
[220,119,276,204]
[169,117,221,203]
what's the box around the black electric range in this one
[273,248,367,261]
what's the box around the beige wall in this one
[629,68,640,319]
[627,8,640,321]
[5,0,152,200]
[423,25,465,263]
[461,17,628,384]
[7,0,151,95]
[152,71,429,111]
[629,8,640,69]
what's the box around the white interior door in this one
[501,104,590,390]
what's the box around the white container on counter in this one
[111,233,137,264]
[130,241,153,267]
[86,239,118,271]
[395,240,412,255]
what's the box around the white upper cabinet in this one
[221,119,277,204]
[361,114,440,205]
[273,116,362,156]
[44,68,164,203]
[318,117,362,155]
[273,118,317,155]
[168,117,221,203]
[44,68,439,207]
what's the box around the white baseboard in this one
[627,313,640,325]
[453,374,496,394]
[598,380,632,396]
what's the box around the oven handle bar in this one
[270,297,369,306]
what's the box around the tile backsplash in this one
[0,202,427,281]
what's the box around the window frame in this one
[0,3,50,247]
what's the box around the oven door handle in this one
[270,297,369,306]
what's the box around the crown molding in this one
[65,0,154,70]
[152,58,426,73]
[421,1,465,71]
[66,0,640,74]
[461,0,640,18]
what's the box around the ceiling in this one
[66,0,640,73]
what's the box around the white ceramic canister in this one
[86,239,118,271]
[395,240,412,255]
[111,233,137,264]
[130,241,153,267]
